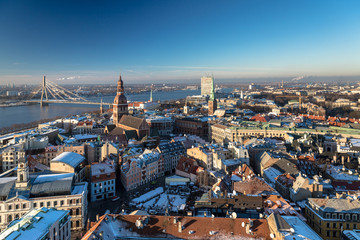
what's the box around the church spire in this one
[117,74,124,95]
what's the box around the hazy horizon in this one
[2,75,360,86]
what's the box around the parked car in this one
[111,196,120,201]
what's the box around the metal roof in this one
[51,152,85,168]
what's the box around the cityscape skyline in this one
[1,0,360,84]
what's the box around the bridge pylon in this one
[40,76,49,107]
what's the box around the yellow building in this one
[305,197,360,240]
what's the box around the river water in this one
[0,89,201,129]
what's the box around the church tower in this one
[113,74,128,125]
[16,158,29,188]
[208,79,217,116]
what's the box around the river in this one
[0,89,201,129]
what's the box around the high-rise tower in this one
[113,74,128,125]
[201,75,214,96]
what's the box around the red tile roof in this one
[83,214,272,240]
[176,156,201,175]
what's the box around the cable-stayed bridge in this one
[25,76,112,107]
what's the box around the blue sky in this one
[0,0,360,84]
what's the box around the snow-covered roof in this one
[51,152,85,168]
[73,134,98,140]
[131,187,164,204]
[281,216,322,240]
[0,208,69,240]
[263,167,283,184]
[326,165,360,181]
[91,163,115,176]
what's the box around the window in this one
[40,202,44,207]
[326,223,330,228]
[47,202,50,207]
[333,231,337,237]
[22,204,26,209]
[354,224,357,229]
[346,224,350,229]
[8,205,12,210]
[54,201,57,206]
[333,223,336,228]
[60,200,64,206]
[34,203,37,208]
[353,214,358,221]
[15,205,19,210]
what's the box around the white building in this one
[227,142,250,166]
[0,160,88,232]
[1,144,25,171]
[0,207,71,240]
[90,162,116,202]
[201,75,214,96]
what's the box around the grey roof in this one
[51,152,85,168]
[273,214,291,231]
[309,198,360,213]
[0,177,16,198]
[30,173,74,196]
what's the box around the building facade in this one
[146,116,173,136]
[201,75,214,96]
[174,117,209,139]
[0,161,88,232]
[305,198,360,240]
[120,149,164,191]
[156,141,185,174]
[90,162,116,202]
[2,145,25,171]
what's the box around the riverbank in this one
[0,102,37,107]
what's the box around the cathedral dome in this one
[114,94,127,104]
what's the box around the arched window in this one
[20,174,23,182]
[76,209,80,215]
[69,209,73,215]
[15,214,19,219]
[8,215,12,223]
[76,221,80,227]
